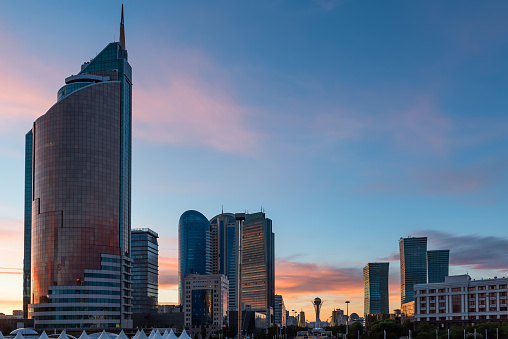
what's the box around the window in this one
[489,285,497,290]
[468,287,476,291]
[452,295,461,313]
[478,286,486,290]
[452,287,461,292]
[439,289,446,293]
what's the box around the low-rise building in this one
[414,275,508,327]
[183,274,229,327]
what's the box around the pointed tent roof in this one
[0,331,5,339]
[161,330,169,339]
[39,332,50,339]
[119,4,125,49]
[78,331,90,339]
[148,330,156,339]
[58,330,69,339]
[13,332,24,339]
[132,330,141,339]
[178,330,191,339]
[137,330,149,339]
[167,330,178,339]
[151,331,163,339]
[117,330,129,339]
[97,331,110,339]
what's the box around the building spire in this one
[119,4,125,49]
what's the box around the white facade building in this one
[183,274,229,327]
[414,275,508,326]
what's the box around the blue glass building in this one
[178,210,211,305]
[210,213,238,311]
[23,130,33,318]
[132,228,159,315]
[27,7,133,329]
[363,263,389,315]
[427,250,449,283]
[399,237,427,304]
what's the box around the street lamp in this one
[345,301,350,335]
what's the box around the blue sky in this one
[0,1,508,319]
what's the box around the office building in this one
[210,213,239,311]
[364,263,389,316]
[242,212,275,320]
[131,228,159,314]
[399,237,450,304]
[399,237,428,304]
[23,131,32,319]
[274,295,286,327]
[414,275,508,326]
[298,311,306,327]
[178,210,211,305]
[331,309,344,326]
[27,7,132,329]
[427,250,450,284]
[183,274,228,327]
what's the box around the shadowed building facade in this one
[363,262,389,316]
[132,228,159,315]
[427,250,449,284]
[26,7,133,329]
[210,213,239,311]
[178,210,211,305]
[400,237,428,304]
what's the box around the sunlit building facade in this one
[178,210,211,305]
[26,8,133,329]
[210,213,239,311]
[364,262,389,316]
[242,212,275,322]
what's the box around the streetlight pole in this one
[345,301,350,336]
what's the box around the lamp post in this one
[345,301,350,335]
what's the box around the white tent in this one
[14,332,25,339]
[148,330,156,339]
[167,329,177,339]
[77,331,90,339]
[137,330,149,339]
[39,331,50,339]
[116,330,129,339]
[0,331,5,339]
[151,331,162,339]
[132,330,141,339]
[178,330,191,339]
[57,330,68,339]
[161,330,169,339]
[96,330,110,339]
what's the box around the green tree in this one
[369,319,403,339]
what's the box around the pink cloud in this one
[133,45,261,155]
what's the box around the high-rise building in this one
[427,250,449,284]
[23,131,32,319]
[274,295,286,327]
[210,213,238,311]
[183,274,229,327]
[178,210,211,305]
[27,7,133,329]
[242,212,275,319]
[298,311,306,327]
[132,228,159,314]
[363,263,389,316]
[399,237,428,304]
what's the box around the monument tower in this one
[313,297,323,328]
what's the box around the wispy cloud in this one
[133,46,261,155]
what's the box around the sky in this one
[1,0,508,322]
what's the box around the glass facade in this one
[27,12,133,328]
[210,213,238,311]
[427,250,449,283]
[178,210,211,305]
[399,237,427,304]
[363,262,389,315]
[23,130,33,318]
[131,228,159,314]
[242,212,275,314]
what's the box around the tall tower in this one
[313,297,323,328]
[28,7,133,329]
[178,210,211,305]
[399,237,427,304]
[298,310,306,327]
[363,263,389,315]
[241,212,275,315]
[131,228,159,316]
[427,250,449,283]
[210,213,238,311]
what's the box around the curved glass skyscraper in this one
[178,210,211,305]
[26,7,133,329]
